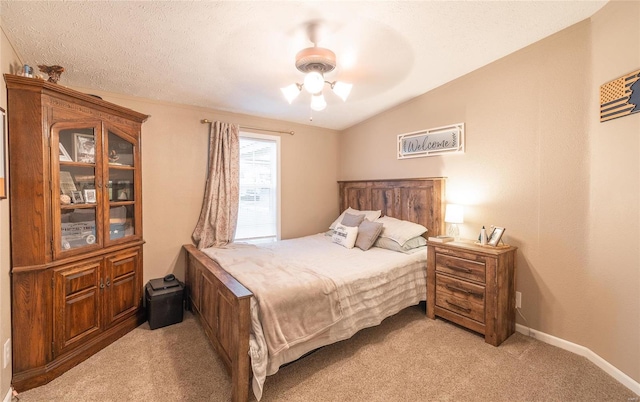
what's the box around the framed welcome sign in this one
[397,123,464,159]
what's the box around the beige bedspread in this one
[204,235,427,401]
[202,243,343,355]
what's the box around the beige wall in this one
[339,0,639,383]
[587,0,640,384]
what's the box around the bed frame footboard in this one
[183,244,253,402]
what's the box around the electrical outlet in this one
[3,338,10,369]
[515,291,522,309]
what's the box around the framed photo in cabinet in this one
[84,189,97,203]
[59,143,72,162]
[70,190,84,204]
[59,171,77,195]
[73,133,96,163]
[0,107,6,199]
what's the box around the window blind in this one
[235,135,278,243]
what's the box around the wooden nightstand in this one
[426,240,517,346]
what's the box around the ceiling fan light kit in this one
[310,93,327,111]
[281,45,352,112]
[303,71,325,94]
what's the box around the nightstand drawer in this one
[435,254,485,283]
[435,274,485,323]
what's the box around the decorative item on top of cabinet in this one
[426,239,517,346]
[4,74,148,392]
[37,64,65,83]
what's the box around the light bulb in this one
[310,94,326,111]
[281,83,301,104]
[304,71,325,94]
[332,81,352,101]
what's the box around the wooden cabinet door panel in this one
[104,249,140,327]
[53,262,102,356]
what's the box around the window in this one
[235,133,280,243]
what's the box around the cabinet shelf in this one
[60,161,96,167]
[109,200,135,207]
[61,204,97,210]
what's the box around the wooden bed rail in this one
[183,244,253,402]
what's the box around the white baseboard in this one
[2,387,12,402]
[516,323,640,396]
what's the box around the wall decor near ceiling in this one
[397,123,464,159]
[600,68,640,122]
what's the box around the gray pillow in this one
[355,219,384,251]
[341,212,366,227]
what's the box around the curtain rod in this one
[200,119,294,136]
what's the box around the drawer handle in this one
[445,284,483,298]
[445,299,472,313]
[445,262,472,273]
[445,284,482,298]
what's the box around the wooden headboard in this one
[338,178,446,237]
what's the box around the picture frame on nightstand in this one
[487,226,505,246]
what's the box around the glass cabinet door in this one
[106,129,137,242]
[54,125,102,256]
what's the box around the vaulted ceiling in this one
[1,1,607,130]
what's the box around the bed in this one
[183,178,445,402]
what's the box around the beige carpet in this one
[15,305,638,401]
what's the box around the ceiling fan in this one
[280,23,352,112]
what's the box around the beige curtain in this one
[192,121,240,249]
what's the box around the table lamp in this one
[445,204,464,240]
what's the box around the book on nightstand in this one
[428,236,454,243]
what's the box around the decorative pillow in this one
[355,219,384,251]
[329,207,381,230]
[332,224,359,249]
[373,235,427,253]
[341,212,366,227]
[375,216,427,246]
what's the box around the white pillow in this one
[329,207,381,230]
[332,224,358,249]
[375,216,427,246]
[373,236,427,253]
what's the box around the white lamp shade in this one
[303,71,325,94]
[310,93,327,111]
[281,83,301,104]
[444,204,464,224]
[332,81,352,101]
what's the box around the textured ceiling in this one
[1,1,607,130]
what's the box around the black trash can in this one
[145,276,184,330]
